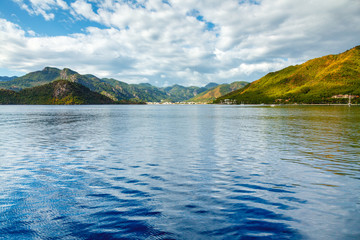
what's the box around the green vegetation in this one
[0,67,216,102]
[5,45,358,105]
[189,81,248,103]
[0,80,116,105]
[162,84,204,102]
[0,67,61,91]
[214,46,360,104]
[0,76,17,82]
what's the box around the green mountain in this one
[0,67,147,101]
[214,46,360,104]
[162,84,206,102]
[204,82,219,89]
[0,76,17,81]
[0,67,212,102]
[0,80,115,105]
[189,81,248,103]
[0,67,66,90]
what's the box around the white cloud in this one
[70,0,100,22]
[2,0,360,86]
[12,0,69,20]
[27,30,36,36]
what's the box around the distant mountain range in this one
[215,45,360,104]
[0,76,17,82]
[189,81,248,103]
[0,80,115,105]
[2,45,359,105]
[0,67,229,103]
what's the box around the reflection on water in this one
[0,105,359,239]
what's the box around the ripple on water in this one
[0,105,359,239]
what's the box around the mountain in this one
[0,76,17,82]
[162,84,205,102]
[0,67,61,91]
[189,81,249,103]
[0,67,210,102]
[204,82,219,89]
[0,67,144,101]
[214,46,360,104]
[0,80,115,105]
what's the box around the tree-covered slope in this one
[214,46,360,104]
[0,67,215,102]
[0,67,61,91]
[189,81,248,103]
[0,76,17,82]
[0,80,115,105]
[161,85,203,102]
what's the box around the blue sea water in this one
[0,105,359,239]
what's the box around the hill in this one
[162,84,211,102]
[189,81,248,103]
[0,67,211,102]
[0,76,17,82]
[214,46,360,104]
[0,80,115,105]
[0,67,157,101]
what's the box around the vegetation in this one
[4,45,358,105]
[0,67,218,102]
[214,46,360,104]
[0,67,61,91]
[0,80,116,105]
[0,76,17,82]
[189,81,248,103]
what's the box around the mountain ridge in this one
[189,81,248,103]
[0,76,17,82]
[0,80,115,105]
[214,45,360,104]
[0,67,221,102]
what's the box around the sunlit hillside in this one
[215,46,360,104]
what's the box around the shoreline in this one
[0,103,358,106]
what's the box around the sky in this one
[0,0,359,86]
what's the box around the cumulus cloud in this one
[2,0,360,85]
[12,0,69,20]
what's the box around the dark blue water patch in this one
[184,204,197,209]
[126,179,140,184]
[150,186,163,191]
[148,175,167,181]
[0,227,38,239]
[147,163,159,167]
[85,214,171,239]
[200,209,301,239]
[195,210,209,214]
[233,189,256,193]
[112,176,127,181]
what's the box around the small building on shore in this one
[331,94,358,99]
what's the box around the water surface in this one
[0,105,359,239]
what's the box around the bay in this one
[0,105,359,239]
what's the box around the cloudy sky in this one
[0,0,359,86]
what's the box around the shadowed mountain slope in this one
[0,80,115,105]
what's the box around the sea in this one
[0,105,359,239]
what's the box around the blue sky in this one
[0,0,359,86]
